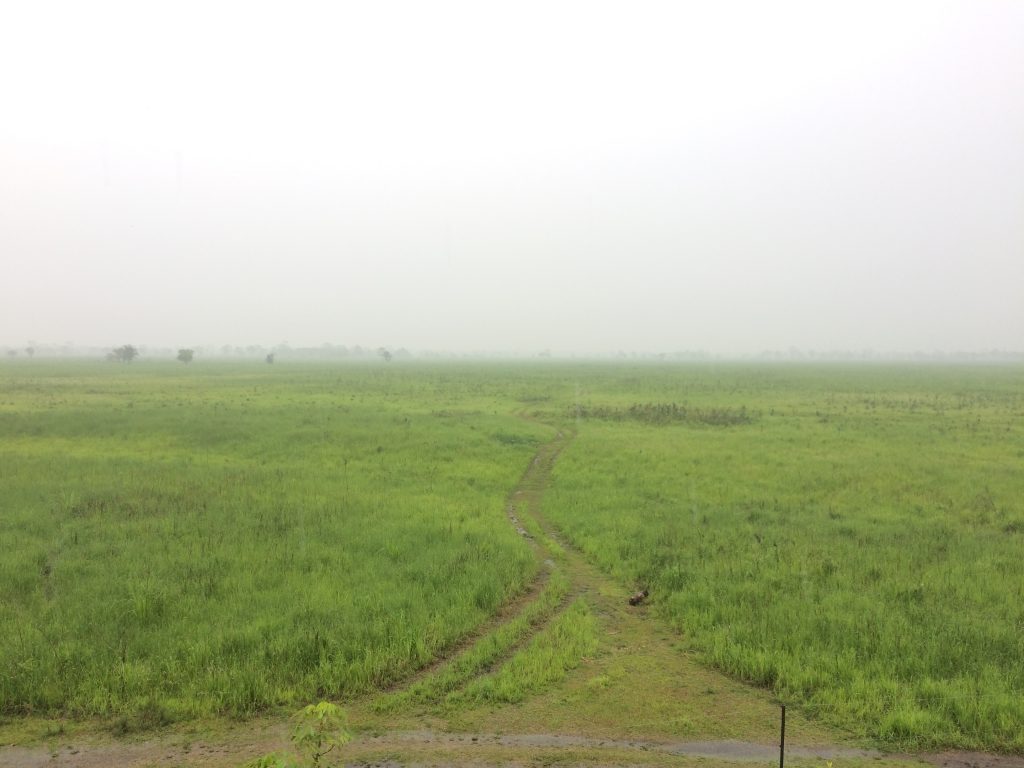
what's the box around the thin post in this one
[779,704,786,768]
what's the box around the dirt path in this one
[6,728,1024,768]
[3,423,1022,768]
[355,728,882,759]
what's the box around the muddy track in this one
[373,425,584,706]
[377,562,556,695]
[7,729,1024,768]
[379,426,577,698]
[357,729,882,759]
[504,425,572,556]
[345,733,1024,768]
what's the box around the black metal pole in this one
[779,704,786,768]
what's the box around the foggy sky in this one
[2,1,1022,356]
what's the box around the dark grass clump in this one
[573,402,755,426]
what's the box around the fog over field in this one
[1,1,1022,356]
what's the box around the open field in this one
[1,360,1023,764]
[542,364,1024,750]
[0,362,548,720]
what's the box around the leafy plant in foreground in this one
[246,702,351,768]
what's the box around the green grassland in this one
[542,364,1024,750]
[1,360,1023,754]
[0,362,549,721]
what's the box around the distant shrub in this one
[572,402,755,426]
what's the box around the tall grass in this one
[543,364,1024,750]
[4,360,1023,750]
[0,362,549,720]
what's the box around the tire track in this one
[375,425,580,707]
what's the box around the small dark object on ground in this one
[629,589,649,606]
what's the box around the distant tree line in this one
[213,343,411,361]
[88,344,405,364]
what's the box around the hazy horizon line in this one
[4,341,1023,363]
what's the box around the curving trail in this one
[3,422,1023,768]
[344,421,1024,768]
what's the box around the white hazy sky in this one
[2,1,1022,355]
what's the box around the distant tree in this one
[25,346,35,358]
[265,352,275,364]
[6,350,17,358]
[177,348,195,364]
[111,345,139,363]
[378,347,392,363]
